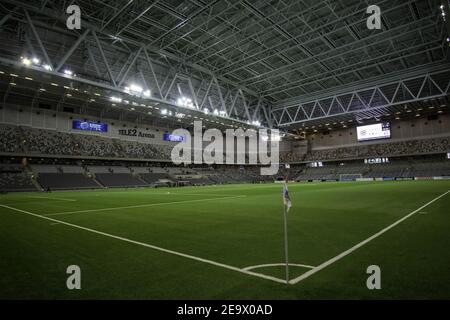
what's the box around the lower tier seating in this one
[0,172,36,192]
[95,173,148,187]
[37,173,101,190]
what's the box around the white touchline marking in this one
[243,263,316,271]
[0,204,286,285]
[44,195,247,217]
[289,190,450,285]
[28,196,77,202]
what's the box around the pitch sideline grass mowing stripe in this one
[44,195,247,217]
[28,196,77,202]
[63,192,244,197]
[0,204,287,285]
[289,190,450,285]
[161,193,245,197]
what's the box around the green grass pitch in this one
[1,180,450,299]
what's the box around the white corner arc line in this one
[0,204,286,285]
[243,263,316,271]
[44,195,247,217]
[289,190,450,285]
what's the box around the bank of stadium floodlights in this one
[0,0,449,133]
[12,54,266,132]
[0,4,271,131]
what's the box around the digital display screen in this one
[163,133,185,142]
[357,122,391,142]
[72,120,108,132]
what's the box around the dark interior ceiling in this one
[0,0,448,130]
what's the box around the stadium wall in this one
[0,104,292,153]
[308,114,450,150]
[0,104,177,147]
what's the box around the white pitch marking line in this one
[29,196,77,202]
[289,190,450,285]
[243,263,316,271]
[0,204,286,285]
[44,195,247,217]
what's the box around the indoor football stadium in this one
[0,0,449,304]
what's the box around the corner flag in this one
[283,182,292,212]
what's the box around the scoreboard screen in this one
[357,122,391,142]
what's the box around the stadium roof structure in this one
[0,0,449,132]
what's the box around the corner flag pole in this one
[283,198,289,284]
[282,170,290,284]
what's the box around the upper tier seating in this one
[0,125,23,153]
[296,158,450,181]
[306,137,449,161]
[1,125,449,165]
[2,125,173,161]
[115,140,172,160]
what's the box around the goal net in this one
[339,173,362,182]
